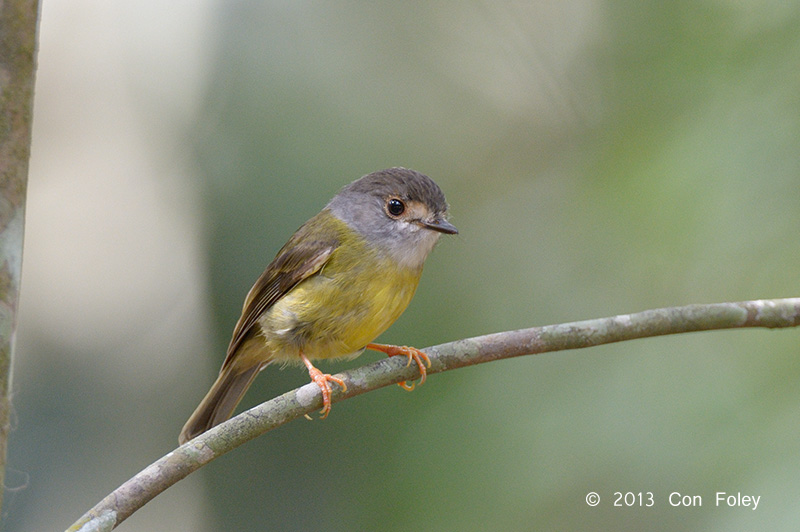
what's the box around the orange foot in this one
[367,343,431,391]
[300,352,347,418]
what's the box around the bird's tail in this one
[179,364,261,444]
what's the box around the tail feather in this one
[179,364,260,444]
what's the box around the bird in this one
[179,167,457,444]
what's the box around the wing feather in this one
[221,217,339,369]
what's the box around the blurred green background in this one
[7,1,800,530]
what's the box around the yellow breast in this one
[257,221,423,363]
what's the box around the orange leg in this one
[367,343,431,391]
[300,352,347,419]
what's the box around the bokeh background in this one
[6,1,800,530]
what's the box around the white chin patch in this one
[395,227,441,269]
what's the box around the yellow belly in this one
[255,241,423,364]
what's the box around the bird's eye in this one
[386,198,405,217]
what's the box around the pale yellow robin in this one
[179,167,456,444]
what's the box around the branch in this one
[66,298,800,531]
[0,0,39,515]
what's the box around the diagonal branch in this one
[66,297,800,532]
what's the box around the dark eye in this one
[387,198,405,216]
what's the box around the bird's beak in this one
[421,218,458,235]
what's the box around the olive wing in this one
[222,232,337,369]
